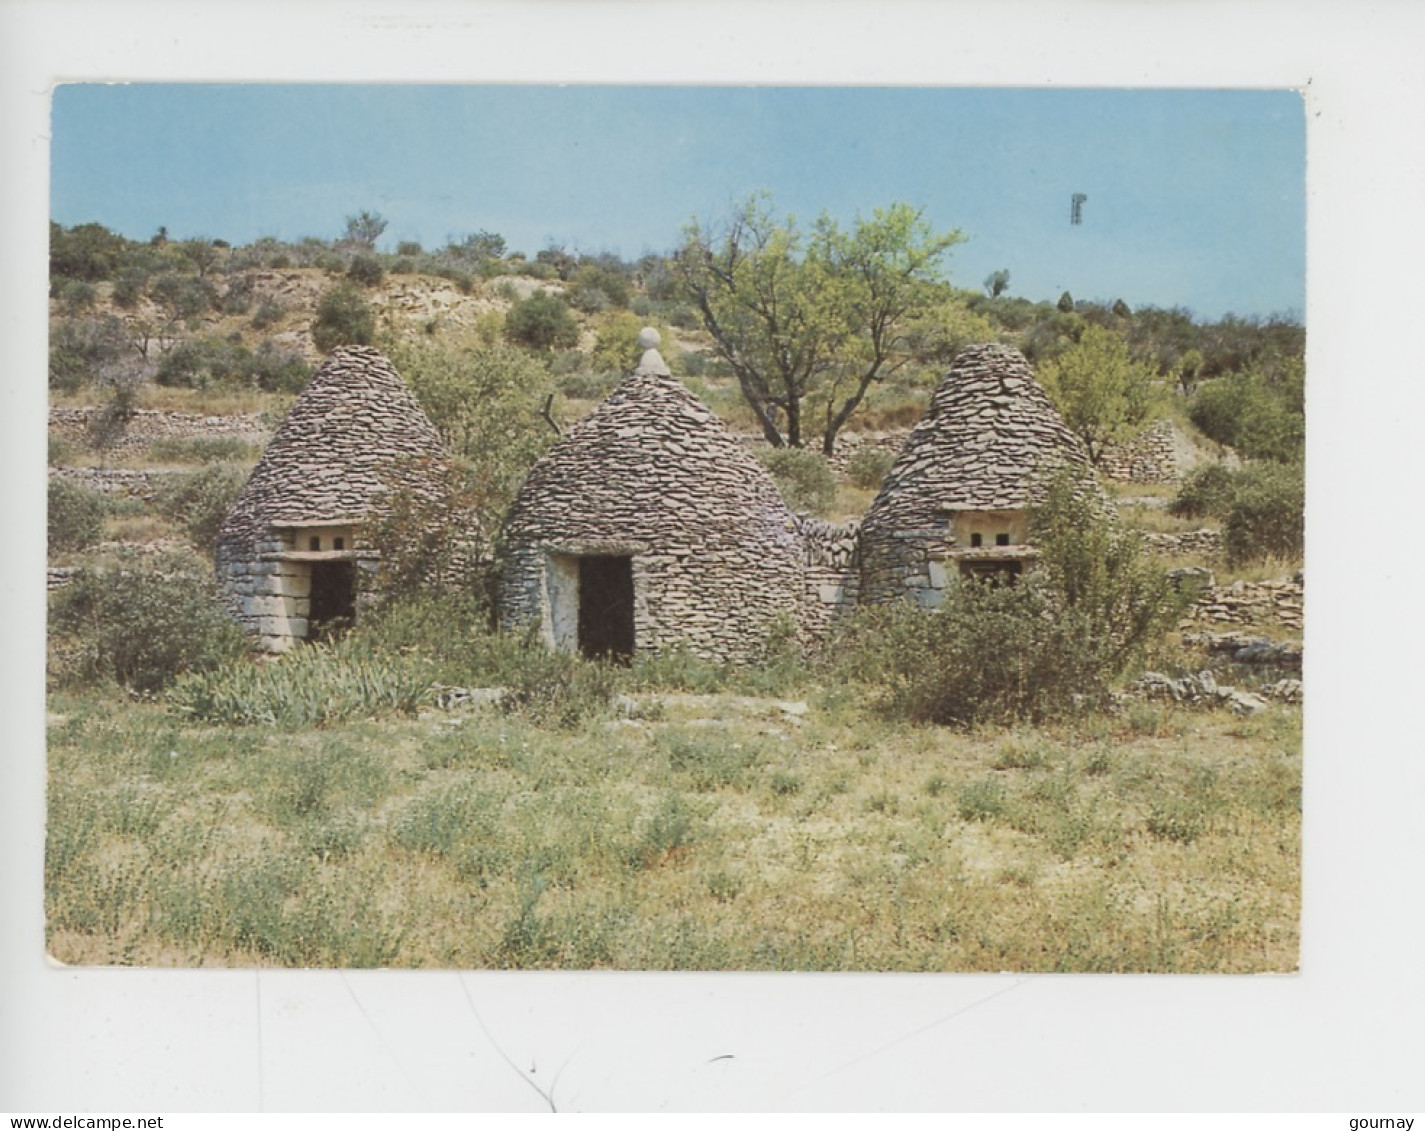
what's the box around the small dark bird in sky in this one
[1071,193,1087,225]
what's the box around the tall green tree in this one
[1038,324,1165,465]
[674,195,963,454]
[390,335,557,533]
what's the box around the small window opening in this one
[309,536,321,551]
[333,537,345,551]
[970,532,983,548]
[996,533,1011,546]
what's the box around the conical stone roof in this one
[217,346,449,556]
[503,369,799,551]
[861,343,1095,533]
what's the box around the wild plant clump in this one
[845,446,896,490]
[158,462,249,552]
[49,555,247,693]
[758,447,837,516]
[169,638,433,727]
[48,479,109,555]
[497,646,619,730]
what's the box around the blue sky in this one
[51,84,1304,321]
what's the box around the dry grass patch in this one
[45,688,1299,972]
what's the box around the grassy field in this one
[45,682,1300,972]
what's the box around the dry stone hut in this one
[216,345,454,651]
[497,330,807,664]
[858,343,1097,606]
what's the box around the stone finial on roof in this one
[633,327,671,377]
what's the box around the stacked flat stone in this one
[794,516,862,636]
[497,342,807,664]
[1099,419,1180,483]
[1189,575,1305,632]
[215,346,454,648]
[858,344,1097,604]
[1144,529,1224,558]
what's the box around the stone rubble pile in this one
[1260,678,1303,704]
[1182,630,1303,673]
[1132,670,1269,715]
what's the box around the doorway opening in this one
[577,555,634,661]
[308,560,357,641]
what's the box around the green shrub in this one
[312,283,375,353]
[149,272,217,326]
[220,272,257,315]
[758,447,836,516]
[346,254,385,287]
[1169,463,1238,519]
[570,264,631,313]
[147,436,259,465]
[956,779,1006,821]
[111,270,149,309]
[155,335,253,388]
[158,463,248,551]
[48,479,109,554]
[589,312,644,374]
[499,646,618,730]
[391,336,556,533]
[835,583,1110,726]
[1190,371,1304,462]
[49,556,247,693]
[250,297,285,330]
[49,315,128,392]
[832,472,1182,726]
[504,292,580,351]
[50,221,129,282]
[659,730,764,791]
[250,340,312,392]
[1029,472,1185,672]
[845,446,896,490]
[1223,462,1304,565]
[1168,461,1304,564]
[48,436,77,466]
[59,279,99,313]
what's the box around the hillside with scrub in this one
[44,208,1305,971]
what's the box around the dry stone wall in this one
[49,408,269,456]
[1144,529,1224,558]
[1098,419,1180,483]
[1187,574,1304,632]
[795,516,862,635]
[48,466,184,502]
